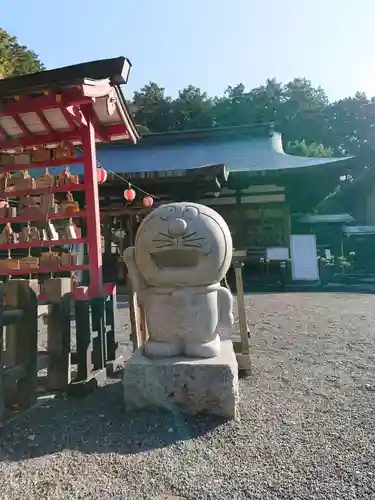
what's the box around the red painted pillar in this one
[82,106,103,297]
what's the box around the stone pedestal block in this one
[122,340,239,419]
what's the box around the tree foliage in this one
[286,139,333,157]
[0,28,44,77]
[130,78,375,159]
[0,27,372,162]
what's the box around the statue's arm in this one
[123,247,147,301]
[218,286,234,327]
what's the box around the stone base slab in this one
[122,340,239,419]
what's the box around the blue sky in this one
[1,0,373,101]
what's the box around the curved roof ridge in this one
[96,129,354,175]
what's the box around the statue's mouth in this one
[151,249,200,268]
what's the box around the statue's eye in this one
[182,206,199,220]
[160,205,176,221]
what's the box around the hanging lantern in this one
[124,187,136,202]
[143,196,154,207]
[97,167,107,184]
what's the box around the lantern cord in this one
[74,146,159,200]
[104,166,160,200]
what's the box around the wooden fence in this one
[0,279,120,425]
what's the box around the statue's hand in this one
[123,247,147,297]
[218,286,234,327]
[123,246,136,271]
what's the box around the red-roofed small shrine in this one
[0,57,139,296]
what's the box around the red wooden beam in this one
[0,157,82,173]
[105,123,129,139]
[81,107,103,297]
[36,111,55,134]
[81,103,109,142]
[0,128,83,150]
[0,237,87,252]
[0,88,92,117]
[12,114,32,137]
[0,182,86,198]
[0,124,128,151]
[60,106,84,130]
[0,122,10,141]
[0,264,90,277]
[0,209,86,225]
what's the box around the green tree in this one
[171,85,214,130]
[324,92,375,156]
[213,84,249,126]
[131,82,174,133]
[0,28,44,76]
[129,76,375,166]
[286,139,333,157]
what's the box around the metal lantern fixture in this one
[124,187,136,202]
[143,196,154,207]
[97,167,107,184]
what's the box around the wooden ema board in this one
[0,164,86,278]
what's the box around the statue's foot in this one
[184,335,220,358]
[144,340,182,358]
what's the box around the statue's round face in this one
[134,202,233,287]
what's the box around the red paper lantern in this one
[124,187,136,202]
[143,196,154,207]
[97,167,107,184]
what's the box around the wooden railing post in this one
[4,279,38,409]
[104,283,119,371]
[91,296,106,370]
[0,283,5,423]
[233,260,252,375]
[43,278,72,391]
[127,276,143,350]
[74,293,92,382]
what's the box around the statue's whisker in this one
[155,243,174,248]
[183,237,205,242]
[159,232,174,239]
[182,232,197,240]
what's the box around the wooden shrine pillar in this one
[1,280,39,412]
[103,217,112,256]
[81,105,103,298]
[232,251,252,375]
[43,278,73,391]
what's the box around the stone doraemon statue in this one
[123,202,234,358]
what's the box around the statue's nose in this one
[168,218,187,237]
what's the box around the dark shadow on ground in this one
[0,380,227,462]
[116,287,375,300]
[240,286,375,295]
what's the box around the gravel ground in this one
[1,292,375,500]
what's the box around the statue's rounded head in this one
[134,202,233,287]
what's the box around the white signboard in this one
[266,247,289,261]
[290,235,319,281]
[233,249,247,257]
